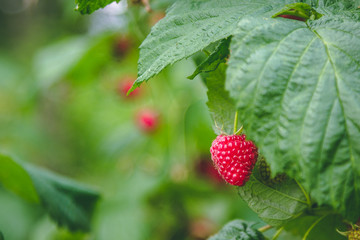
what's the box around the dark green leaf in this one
[227,15,360,220]
[208,219,265,240]
[0,231,4,240]
[0,154,39,203]
[188,38,231,80]
[238,174,308,227]
[281,214,347,240]
[205,64,237,135]
[0,153,100,232]
[24,164,100,232]
[132,0,295,92]
[75,0,120,14]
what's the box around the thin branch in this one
[258,225,273,232]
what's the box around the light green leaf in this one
[150,0,177,11]
[205,63,236,135]
[0,153,100,232]
[75,0,120,14]
[238,174,308,227]
[0,154,39,203]
[272,3,323,20]
[34,34,115,88]
[132,0,296,92]
[227,15,360,220]
[208,219,265,240]
[188,38,230,80]
[301,0,360,9]
[34,37,91,89]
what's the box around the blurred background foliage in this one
[0,0,263,239]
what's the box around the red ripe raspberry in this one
[136,109,160,133]
[210,134,258,186]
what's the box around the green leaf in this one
[205,63,237,135]
[208,219,265,240]
[188,38,230,80]
[34,36,91,89]
[24,164,100,232]
[227,15,360,220]
[272,3,323,20]
[75,0,120,14]
[301,0,360,9]
[150,0,177,11]
[34,34,115,88]
[238,174,308,227]
[0,231,4,240]
[132,0,295,92]
[281,214,347,240]
[0,154,39,203]
[0,153,100,232]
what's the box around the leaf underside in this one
[238,174,308,227]
[205,63,236,135]
[188,38,230,80]
[227,15,360,220]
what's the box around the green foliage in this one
[124,0,360,237]
[208,219,265,240]
[188,38,230,80]
[205,64,236,135]
[281,214,347,240]
[130,0,294,92]
[75,0,120,14]
[0,231,3,240]
[34,34,116,89]
[0,153,100,232]
[226,15,360,220]
[0,154,39,203]
[25,165,100,232]
[272,3,323,20]
[238,175,308,227]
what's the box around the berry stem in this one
[271,227,284,240]
[295,179,312,208]
[302,214,328,240]
[233,110,238,134]
[258,225,273,233]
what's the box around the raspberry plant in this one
[78,0,359,239]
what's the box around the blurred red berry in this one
[113,36,132,59]
[136,109,160,133]
[195,156,224,185]
[117,76,141,98]
[149,11,165,26]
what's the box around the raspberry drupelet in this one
[210,134,258,186]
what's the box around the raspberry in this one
[136,109,160,133]
[113,37,132,59]
[210,134,258,186]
